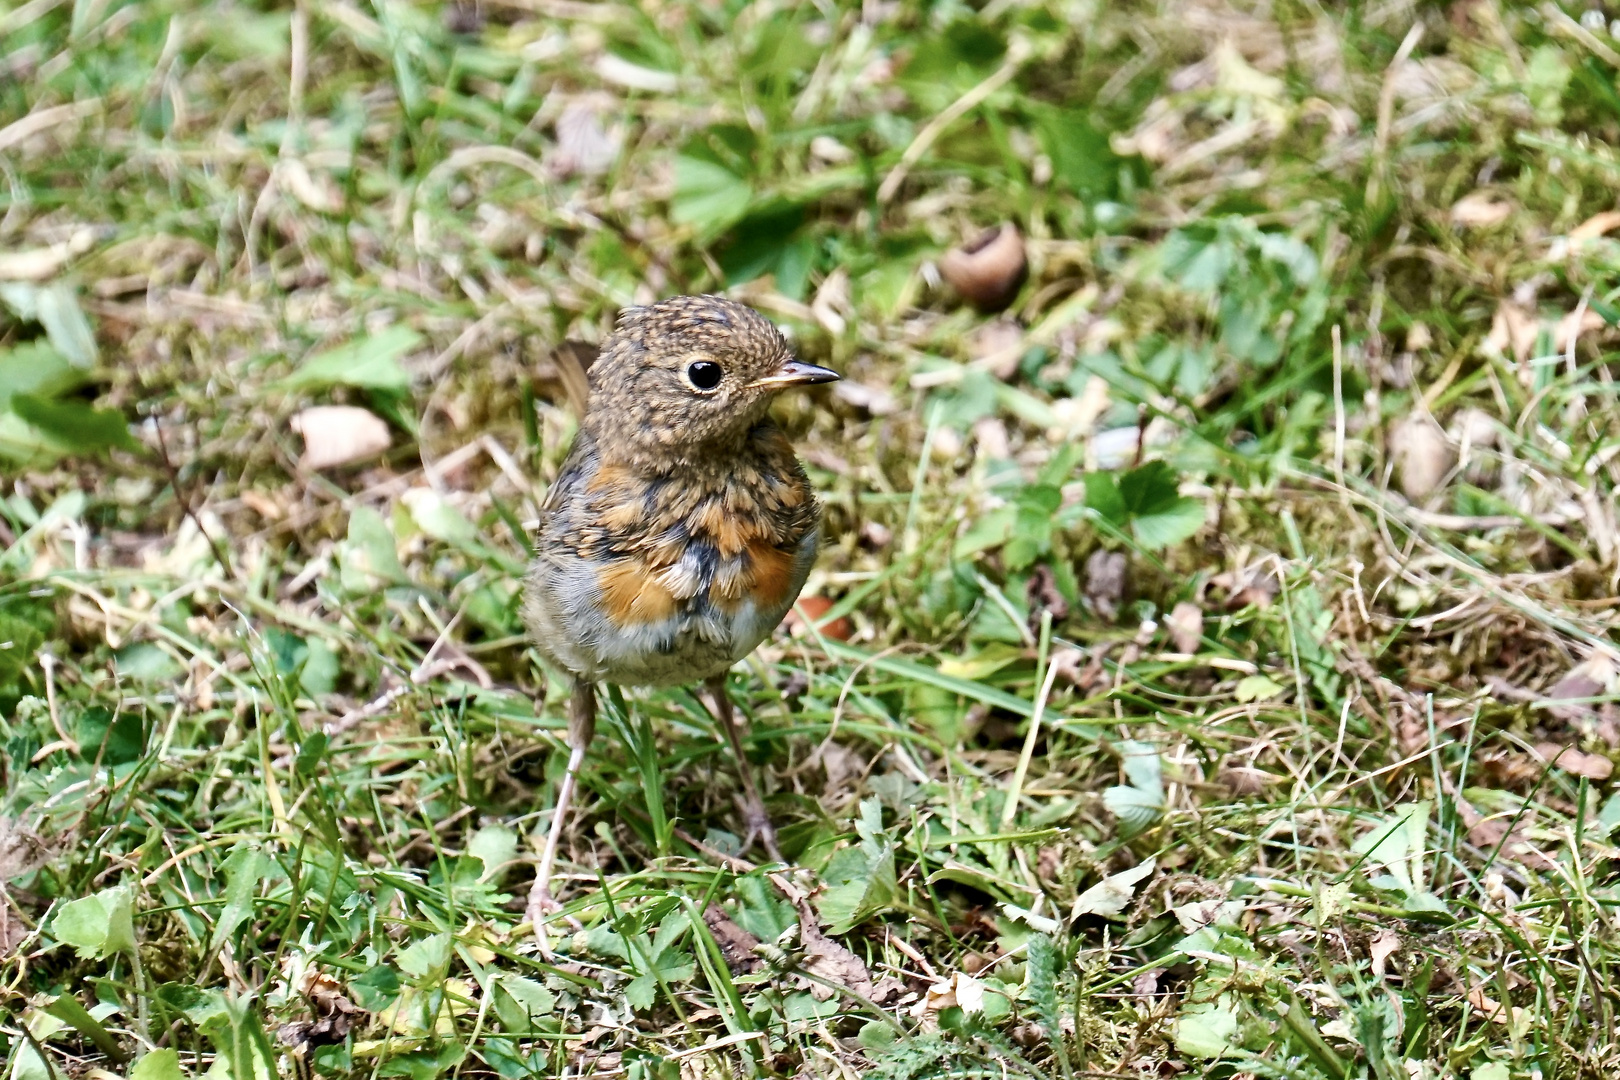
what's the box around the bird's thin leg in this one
[705,675,784,864]
[528,680,597,933]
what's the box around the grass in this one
[5,0,1620,1077]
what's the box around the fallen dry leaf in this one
[551,97,622,178]
[1449,190,1514,228]
[1554,307,1607,354]
[1216,763,1275,796]
[702,905,762,973]
[910,972,986,1019]
[1166,601,1203,654]
[1071,857,1155,919]
[1389,413,1453,502]
[1369,928,1399,979]
[1085,548,1127,622]
[1570,209,1620,242]
[1483,300,1539,365]
[968,319,1025,380]
[798,909,878,1002]
[291,406,391,470]
[1531,742,1613,781]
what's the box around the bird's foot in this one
[739,797,785,865]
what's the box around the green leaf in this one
[1117,461,1203,550]
[1102,785,1162,839]
[396,933,452,980]
[814,799,898,933]
[52,886,136,959]
[35,283,99,369]
[11,395,135,453]
[0,341,88,408]
[1035,108,1125,204]
[1174,994,1241,1058]
[280,325,420,392]
[402,488,479,549]
[491,973,555,1031]
[671,156,752,235]
[130,1049,184,1080]
[339,505,408,591]
[209,844,271,954]
[1234,674,1284,703]
[1082,472,1127,526]
[467,825,518,884]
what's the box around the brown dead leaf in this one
[968,319,1025,380]
[1166,601,1203,654]
[1554,307,1606,354]
[1484,300,1539,365]
[910,972,986,1019]
[1389,413,1454,502]
[1369,928,1399,979]
[280,968,365,1055]
[798,909,877,1002]
[1466,983,1526,1029]
[550,97,622,178]
[1570,210,1620,242]
[1531,742,1613,781]
[291,406,391,470]
[1208,562,1280,611]
[702,905,762,974]
[1216,763,1275,796]
[1449,190,1514,228]
[1084,549,1127,622]
[1025,564,1070,630]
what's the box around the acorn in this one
[940,224,1027,312]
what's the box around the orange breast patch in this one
[711,538,797,612]
[597,558,679,627]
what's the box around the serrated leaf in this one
[1117,740,1163,798]
[397,933,452,980]
[281,325,420,392]
[1083,472,1127,527]
[1130,496,1204,550]
[401,488,479,549]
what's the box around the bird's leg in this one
[528,679,597,932]
[705,675,784,864]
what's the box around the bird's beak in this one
[747,358,841,390]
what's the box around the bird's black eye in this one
[686,360,723,391]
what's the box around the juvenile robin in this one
[523,294,839,924]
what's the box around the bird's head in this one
[584,295,838,463]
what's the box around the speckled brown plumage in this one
[523,295,838,929]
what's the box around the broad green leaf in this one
[491,973,555,1031]
[814,799,898,933]
[402,488,479,548]
[467,824,518,883]
[1103,785,1162,838]
[1118,740,1163,799]
[1174,994,1240,1058]
[1234,674,1285,702]
[281,325,420,392]
[12,395,136,453]
[131,1049,184,1080]
[35,283,98,368]
[0,341,87,408]
[52,885,135,959]
[671,156,751,235]
[340,505,408,591]
[1082,472,1127,527]
[396,932,452,980]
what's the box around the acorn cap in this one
[940,224,1028,312]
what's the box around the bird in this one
[522,294,839,927]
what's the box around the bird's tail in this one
[550,340,597,420]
